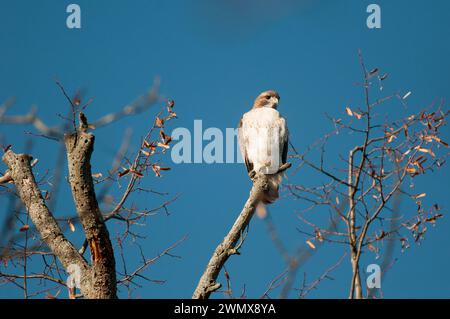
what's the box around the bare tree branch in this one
[192,163,291,299]
[64,116,117,299]
[1,150,90,288]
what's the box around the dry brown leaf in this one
[155,117,164,128]
[431,136,449,147]
[306,240,316,250]
[164,136,173,144]
[315,230,324,242]
[118,168,130,177]
[168,111,177,119]
[143,140,151,148]
[157,142,170,149]
[425,214,443,223]
[415,147,435,157]
[152,165,161,177]
[387,133,396,143]
[131,170,144,177]
[369,68,379,75]
[345,106,353,117]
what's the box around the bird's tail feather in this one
[261,173,283,204]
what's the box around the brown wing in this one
[281,132,289,164]
[237,117,253,173]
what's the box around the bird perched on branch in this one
[238,90,289,204]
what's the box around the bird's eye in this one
[265,96,271,100]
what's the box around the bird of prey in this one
[238,90,289,204]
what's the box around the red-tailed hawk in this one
[238,90,289,204]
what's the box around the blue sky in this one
[0,0,449,298]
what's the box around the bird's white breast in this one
[241,108,287,173]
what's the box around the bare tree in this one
[284,51,448,298]
[0,81,183,298]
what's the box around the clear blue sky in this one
[0,0,449,298]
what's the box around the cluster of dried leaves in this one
[117,100,176,180]
[280,53,448,298]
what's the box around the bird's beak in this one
[271,97,279,108]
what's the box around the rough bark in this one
[64,131,117,299]
[2,151,92,295]
[192,163,291,299]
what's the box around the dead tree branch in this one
[192,163,291,299]
[63,114,117,298]
[0,82,178,299]
[1,150,90,293]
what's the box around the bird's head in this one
[252,90,280,109]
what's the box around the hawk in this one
[238,90,289,204]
